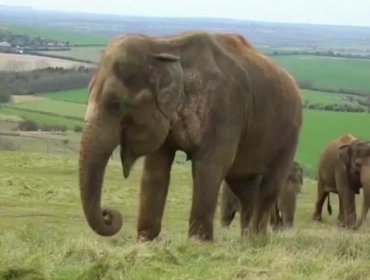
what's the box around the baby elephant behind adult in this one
[221,161,304,229]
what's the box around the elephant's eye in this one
[105,97,121,113]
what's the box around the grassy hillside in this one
[40,88,88,104]
[273,55,370,94]
[297,110,370,175]
[1,24,108,45]
[38,46,105,63]
[3,88,370,176]
[1,151,370,279]
[301,89,364,105]
[11,99,87,119]
[0,53,92,72]
[0,107,81,129]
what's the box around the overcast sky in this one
[0,0,369,27]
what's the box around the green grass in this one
[1,151,370,279]
[300,89,363,105]
[38,46,105,63]
[1,24,108,45]
[296,110,370,176]
[11,99,87,119]
[273,55,370,94]
[0,107,82,129]
[39,88,88,104]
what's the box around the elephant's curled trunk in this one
[79,124,123,236]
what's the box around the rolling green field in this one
[273,55,370,94]
[11,99,87,119]
[0,107,82,130]
[297,110,370,175]
[40,88,88,104]
[1,151,370,279]
[38,46,105,63]
[3,90,370,176]
[1,24,108,45]
[301,89,363,105]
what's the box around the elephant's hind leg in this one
[225,176,261,235]
[337,195,345,227]
[250,145,296,234]
[220,182,239,227]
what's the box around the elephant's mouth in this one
[120,145,136,178]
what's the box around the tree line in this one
[0,66,94,103]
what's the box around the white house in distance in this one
[0,41,11,47]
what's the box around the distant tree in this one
[298,79,313,89]
[0,88,11,103]
[73,125,83,132]
[18,120,38,131]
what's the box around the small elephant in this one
[79,31,302,242]
[221,161,304,229]
[313,133,370,229]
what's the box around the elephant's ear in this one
[152,53,185,118]
[338,144,352,166]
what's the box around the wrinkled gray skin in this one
[79,31,302,241]
[221,161,304,229]
[313,133,370,229]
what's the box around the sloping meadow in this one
[1,151,370,279]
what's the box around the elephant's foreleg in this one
[137,148,175,241]
[354,186,370,229]
[335,164,356,228]
[188,160,226,241]
[280,192,296,229]
[270,202,283,230]
[313,179,327,222]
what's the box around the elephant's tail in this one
[327,193,332,215]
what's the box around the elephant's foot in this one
[312,213,323,222]
[336,216,345,227]
[352,220,362,230]
[137,226,161,242]
[337,220,345,227]
[220,213,235,228]
[342,213,357,230]
[188,220,213,241]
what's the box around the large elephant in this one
[221,161,304,229]
[313,133,370,229]
[79,31,302,241]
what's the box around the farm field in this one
[0,107,82,129]
[2,89,370,176]
[10,99,87,119]
[301,89,364,105]
[297,110,370,175]
[38,46,105,63]
[1,24,108,45]
[273,55,370,93]
[39,88,88,104]
[0,53,93,71]
[1,151,370,279]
